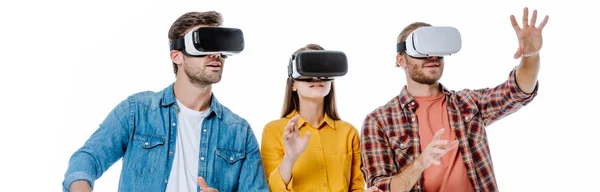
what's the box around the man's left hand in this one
[510,7,549,59]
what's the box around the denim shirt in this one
[62,83,269,192]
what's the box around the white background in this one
[0,0,597,191]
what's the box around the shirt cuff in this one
[508,67,539,104]
[269,166,294,191]
[62,171,94,192]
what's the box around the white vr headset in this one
[397,26,462,58]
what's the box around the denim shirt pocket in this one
[130,133,166,176]
[213,147,246,190]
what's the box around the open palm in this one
[282,115,311,160]
[510,7,549,59]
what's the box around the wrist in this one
[283,154,298,164]
[413,157,426,171]
[69,180,92,192]
[522,52,539,58]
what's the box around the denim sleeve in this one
[238,124,269,191]
[62,99,132,192]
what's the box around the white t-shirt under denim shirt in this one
[165,99,210,192]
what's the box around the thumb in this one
[198,176,209,189]
[303,131,311,141]
[513,47,522,59]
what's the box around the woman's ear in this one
[291,81,297,92]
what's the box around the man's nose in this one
[208,53,222,58]
[427,56,440,60]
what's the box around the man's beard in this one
[183,60,223,87]
[406,60,442,85]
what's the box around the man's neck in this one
[406,80,442,97]
[173,77,212,112]
[297,98,324,127]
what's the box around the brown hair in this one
[397,22,432,54]
[280,44,341,120]
[168,11,223,75]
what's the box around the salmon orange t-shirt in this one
[413,93,474,192]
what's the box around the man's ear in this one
[170,50,183,65]
[396,53,407,69]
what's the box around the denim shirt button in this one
[203,129,207,132]
[229,157,233,161]
[144,142,149,146]
[172,122,176,126]
[200,157,205,161]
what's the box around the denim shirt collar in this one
[159,83,223,119]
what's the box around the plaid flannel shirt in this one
[360,67,538,192]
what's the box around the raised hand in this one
[417,129,459,169]
[198,176,219,192]
[282,115,311,161]
[510,7,549,59]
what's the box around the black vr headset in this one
[397,26,462,59]
[169,26,245,58]
[288,50,348,82]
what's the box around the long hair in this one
[280,44,340,120]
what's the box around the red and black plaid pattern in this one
[360,68,538,192]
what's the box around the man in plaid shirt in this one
[360,7,549,192]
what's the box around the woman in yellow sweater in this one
[260,44,381,192]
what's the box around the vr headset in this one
[288,50,348,81]
[397,26,462,58]
[169,26,245,58]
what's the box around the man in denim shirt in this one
[63,11,269,192]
